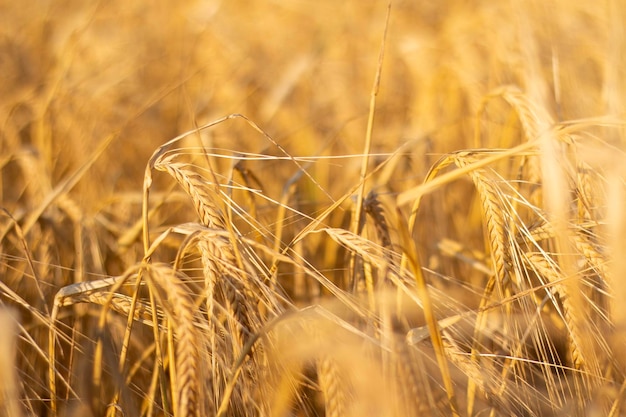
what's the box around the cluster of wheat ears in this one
[2,1,626,416]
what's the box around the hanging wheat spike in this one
[453,152,512,291]
[153,159,226,229]
[521,217,609,377]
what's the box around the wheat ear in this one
[145,263,203,417]
[154,159,226,229]
[317,357,348,417]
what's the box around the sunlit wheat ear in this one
[523,251,603,377]
[523,218,611,368]
[453,152,511,291]
[524,219,611,295]
[526,218,610,277]
[194,237,222,408]
[145,263,205,417]
[447,151,518,415]
[150,153,259,357]
[153,158,226,229]
[80,291,159,325]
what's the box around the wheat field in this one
[1,1,625,416]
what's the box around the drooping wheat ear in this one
[323,228,394,270]
[322,227,414,296]
[196,237,220,398]
[523,251,599,375]
[145,263,204,417]
[70,290,159,326]
[453,152,512,290]
[154,159,226,229]
[360,191,392,311]
[518,215,609,388]
[525,220,610,289]
[198,237,261,414]
[153,155,258,354]
[363,193,420,392]
[451,152,519,415]
[522,219,611,331]
[222,274,252,351]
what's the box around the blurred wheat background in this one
[1,0,626,416]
